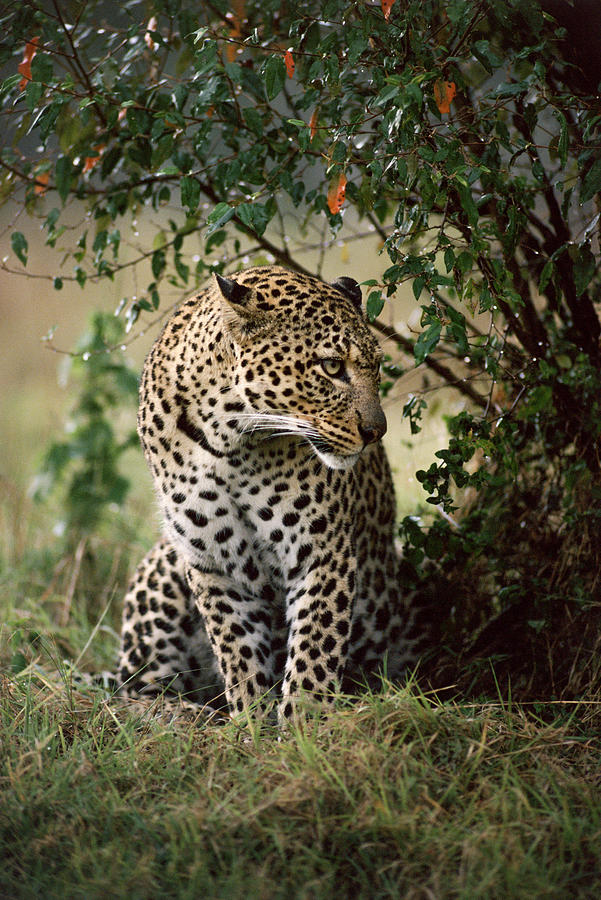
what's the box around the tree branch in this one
[371,320,488,410]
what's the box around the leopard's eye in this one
[320,358,346,378]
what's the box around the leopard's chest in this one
[159,437,348,590]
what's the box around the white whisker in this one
[235,411,321,439]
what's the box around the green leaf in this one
[100,146,122,179]
[443,248,455,273]
[573,243,596,297]
[455,251,473,275]
[263,55,286,101]
[180,175,200,212]
[243,107,264,136]
[366,291,384,321]
[555,110,568,168]
[457,182,479,227]
[30,53,53,84]
[493,81,528,98]
[25,81,43,112]
[414,322,441,364]
[11,231,28,266]
[478,285,494,313]
[402,397,427,435]
[126,106,151,136]
[37,100,62,143]
[412,277,425,301]
[151,249,166,280]
[0,74,21,97]
[580,158,601,204]
[207,202,234,234]
[55,156,73,203]
[472,40,502,74]
[446,308,469,354]
[531,159,544,182]
[375,83,401,107]
[424,528,445,559]
[237,201,273,237]
[346,28,367,65]
[538,259,554,294]
[331,141,347,164]
[155,165,180,177]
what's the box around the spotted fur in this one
[118,266,425,719]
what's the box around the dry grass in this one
[1,378,601,899]
[0,663,600,899]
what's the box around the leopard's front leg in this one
[279,547,356,721]
[185,562,278,715]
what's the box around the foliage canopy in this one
[2,0,600,694]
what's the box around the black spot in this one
[320,611,333,629]
[311,664,325,682]
[185,509,208,528]
[322,635,336,653]
[181,615,196,637]
[242,556,260,581]
[153,617,174,634]
[335,592,350,612]
[176,408,224,457]
[293,494,311,511]
[309,515,327,535]
[283,512,300,527]
[297,543,312,565]
[215,526,234,543]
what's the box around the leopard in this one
[117,265,428,721]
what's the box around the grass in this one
[1,518,601,898]
[1,667,600,899]
[1,381,600,898]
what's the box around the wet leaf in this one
[284,49,295,78]
[327,172,347,214]
[11,231,28,266]
[434,80,456,114]
[18,37,39,90]
[381,0,396,22]
[264,55,286,100]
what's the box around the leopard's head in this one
[214,266,386,470]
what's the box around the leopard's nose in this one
[358,409,387,446]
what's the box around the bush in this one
[2,0,600,696]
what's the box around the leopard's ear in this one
[215,274,253,306]
[214,273,267,342]
[331,276,362,310]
